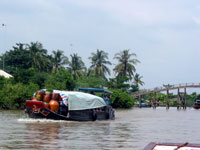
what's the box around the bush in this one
[110,89,135,108]
[0,83,39,109]
[44,69,75,91]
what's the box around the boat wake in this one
[17,118,69,123]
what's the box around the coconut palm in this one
[67,53,86,80]
[52,50,68,73]
[27,42,47,71]
[113,49,140,80]
[89,49,111,77]
[134,73,144,86]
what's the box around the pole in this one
[2,23,6,71]
[177,88,180,109]
[184,88,187,109]
[166,89,169,109]
[153,92,157,109]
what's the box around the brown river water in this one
[0,107,200,150]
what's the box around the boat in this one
[144,142,200,150]
[135,102,151,107]
[25,90,115,121]
[193,99,200,109]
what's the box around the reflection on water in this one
[0,108,200,150]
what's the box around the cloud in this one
[69,0,195,26]
[192,16,200,24]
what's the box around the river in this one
[0,107,199,150]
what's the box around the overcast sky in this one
[0,0,200,90]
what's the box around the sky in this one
[0,0,200,90]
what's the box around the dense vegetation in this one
[0,42,198,109]
[0,42,143,109]
[143,92,200,107]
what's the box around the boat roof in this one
[78,88,113,94]
[59,91,107,110]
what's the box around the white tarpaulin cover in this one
[61,91,106,110]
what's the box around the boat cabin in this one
[78,88,113,105]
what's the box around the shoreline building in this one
[0,69,13,78]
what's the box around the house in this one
[0,69,13,78]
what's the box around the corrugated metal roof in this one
[0,70,13,78]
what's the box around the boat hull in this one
[25,100,115,121]
[144,142,200,150]
[193,104,200,109]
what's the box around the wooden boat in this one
[135,102,151,108]
[25,90,115,121]
[144,142,200,150]
[193,99,200,109]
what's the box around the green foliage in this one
[0,83,39,109]
[2,43,31,74]
[107,76,130,91]
[52,50,68,73]
[0,41,144,109]
[0,76,9,90]
[129,84,139,93]
[67,53,86,80]
[113,49,140,80]
[89,49,111,77]
[76,75,107,89]
[44,69,75,91]
[110,89,135,108]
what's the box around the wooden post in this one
[184,88,187,109]
[177,88,181,109]
[139,95,142,108]
[166,89,169,109]
[152,92,157,109]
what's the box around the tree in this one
[27,42,48,71]
[1,43,31,73]
[113,49,140,80]
[107,76,130,91]
[52,50,68,73]
[134,73,144,86]
[76,75,107,88]
[110,89,135,108]
[89,49,111,77]
[67,53,86,80]
[44,68,75,91]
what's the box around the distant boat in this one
[135,102,151,107]
[193,99,200,109]
[144,142,200,150]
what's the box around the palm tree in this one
[89,49,111,77]
[52,50,68,73]
[113,49,140,80]
[134,73,144,87]
[67,53,86,79]
[27,42,47,71]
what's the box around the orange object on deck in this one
[31,97,37,101]
[43,92,51,103]
[35,91,45,101]
[49,100,59,112]
[52,93,60,101]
